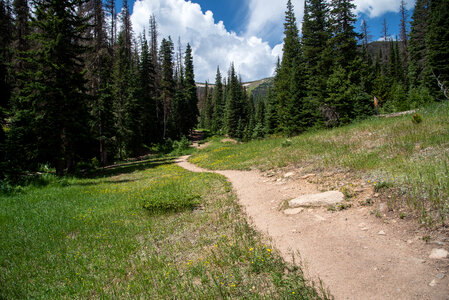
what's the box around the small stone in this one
[407,240,413,244]
[436,273,445,280]
[379,203,388,213]
[358,222,366,227]
[354,188,365,193]
[374,193,380,198]
[361,227,369,231]
[429,241,445,246]
[284,172,295,178]
[378,230,386,235]
[373,267,378,271]
[300,173,316,179]
[429,279,437,287]
[429,248,448,259]
[284,207,304,215]
[363,246,368,249]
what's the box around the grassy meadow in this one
[0,157,328,299]
[190,102,449,225]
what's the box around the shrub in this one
[411,113,423,124]
[281,139,292,147]
[171,136,191,155]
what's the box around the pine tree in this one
[302,0,330,101]
[265,59,280,134]
[112,0,134,158]
[183,43,199,135]
[0,0,14,177]
[382,18,389,41]
[201,81,213,129]
[325,0,361,124]
[159,37,175,140]
[408,0,430,88]
[84,0,115,165]
[273,0,303,134]
[225,63,244,137]
[9,0,91,175]
[211,67,224,133]
[105,0,116,46]
[328,0,358,70]
[138,33,157,145]
[425,0,449,99]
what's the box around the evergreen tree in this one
[302,0,330,102]
[0,0,14,177]
[273,0,303,134]
[85,0,115,165]
[9,0,91,175]
[425,0,449,99]
[225,63,244,137]
[328,0,358,70]
[408,0,430,88]
[112,0,134,158]
[183,43,199,135]
[159,37,174,140]
[138,32,157,145]
[211,67,224,133]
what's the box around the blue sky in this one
[122,0,415,82]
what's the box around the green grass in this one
[190,102,449,225]
[0,157,328,299]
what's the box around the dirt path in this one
[176,156,449,300]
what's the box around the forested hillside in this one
[198,0,448,138]
[0,0,198,177]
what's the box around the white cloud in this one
[244,0,305,43]
[354,0,415,18]
[131,0,279,82]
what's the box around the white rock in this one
[289,191,345,207]
[429,248,448,259]
[300,173,316,179]
[378,230,386,235]
[429,279,437,287]
[379,203,388,213]
[284,172,295,178]
[284,207,304,215]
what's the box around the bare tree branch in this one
[433,71,449,100]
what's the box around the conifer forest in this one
[1,0,448,178]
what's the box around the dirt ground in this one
[176,155,449,300]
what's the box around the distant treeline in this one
[0,0,199,177]
[198,0,448,137]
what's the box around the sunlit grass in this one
[190,102,449,225]
[0,157,328,298]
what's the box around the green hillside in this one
[190,102,449,226]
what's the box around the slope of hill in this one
[190,101,449,226]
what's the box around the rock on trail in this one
[176,155,449,300]
[289,191,344,207]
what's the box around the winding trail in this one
[176,155,449,300]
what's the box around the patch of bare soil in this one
[176,156,449,300]
[221,138,238,144]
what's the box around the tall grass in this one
[190,102,449,225]
[0,158,328,298]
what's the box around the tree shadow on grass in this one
[85,156,177,179]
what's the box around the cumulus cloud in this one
[244,0,304,44]
[354,0,416,18]
[131,0,279,82]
